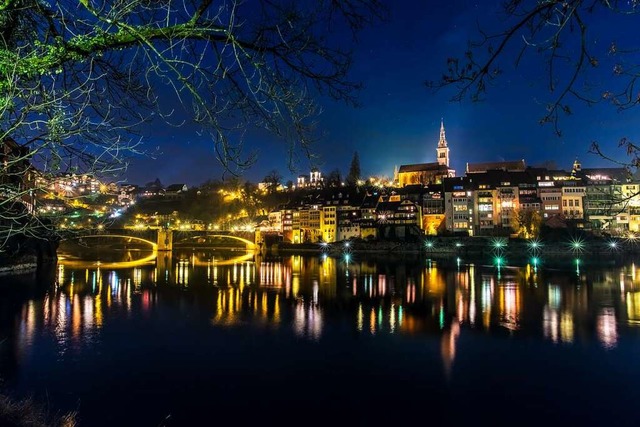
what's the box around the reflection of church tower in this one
[436,118,450,167]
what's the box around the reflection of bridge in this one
[59,234,158,268]
[70,228,257,251]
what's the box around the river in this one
[1,246,640,426]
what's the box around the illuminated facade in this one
[422,189,445,235]
[321,205,336,242]
[396,119,455,187]
[295,168,325,189]
[445,177,473,235]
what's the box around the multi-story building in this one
[299,203,323,243]
[539,182,562,219]
[336,204,361,241]
[581,167,631,233]
[321,204,336,242]
[421,187,445,235]
[267,210,283,232]
[282,208,294,242]
[561,182,586,220]
[444,177,473,235]
[375,197,422,240]
[359,193,379,240]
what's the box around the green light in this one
[439,307,444,329]
[532,257,539,265]
[569,237,585,253]
[495,257,503,266]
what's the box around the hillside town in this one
[3,121,640,243]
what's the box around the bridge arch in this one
[65,234,158,251]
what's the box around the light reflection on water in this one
[5,250,640,425]
[29,251,640,351]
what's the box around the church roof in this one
[466,160,526,174]
[398,162,448,173]
[580,168,630,183]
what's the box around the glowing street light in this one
[490,237,507,249]
[568,237,586,254]
[528,238,542,252]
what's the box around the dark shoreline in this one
[268,236,640,268]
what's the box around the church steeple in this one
[436,118,450,167]
[572,158,582,176]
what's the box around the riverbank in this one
[0,238,58,276]
[0,254,38,276]
[269,235,640,265]
[0,393,76,427]
[271,237,636,253]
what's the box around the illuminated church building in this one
[395,119,456,186]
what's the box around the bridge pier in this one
[157,228,173,251]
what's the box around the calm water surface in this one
[2,247,640,426]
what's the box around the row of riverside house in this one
[261,158,640,243]
[443,159,640,237]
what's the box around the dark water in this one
[2,248,640,426]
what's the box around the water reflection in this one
[9,251,640,385]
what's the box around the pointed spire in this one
[438,118,447,148]
[436,118,450,167]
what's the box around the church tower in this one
[571,158,582,177]
[436,118,450,167]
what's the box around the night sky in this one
[124,1,640,187]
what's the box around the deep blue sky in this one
[124,1,640,187]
